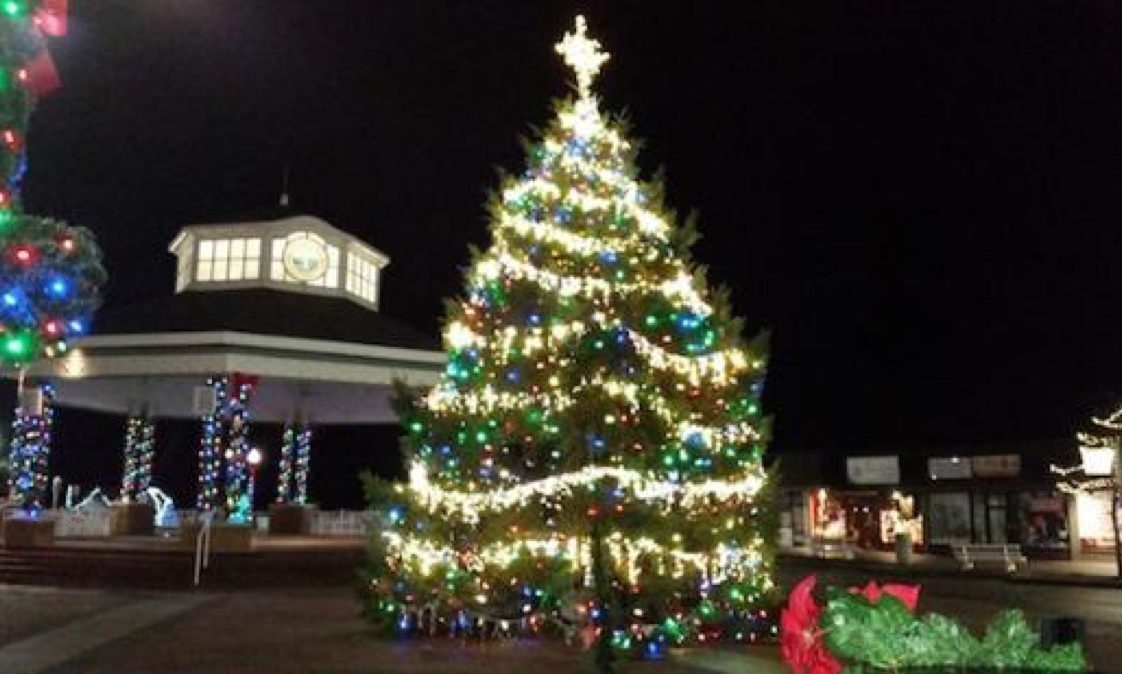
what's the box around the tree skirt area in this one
[38,588,784,673]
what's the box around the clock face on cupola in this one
[168,213,390,310]
[282,237,329,282]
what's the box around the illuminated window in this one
[346,251,379,305]
[196,238,261,283]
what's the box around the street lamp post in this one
[246,447,263,521]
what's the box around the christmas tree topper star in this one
[555,15,610,99]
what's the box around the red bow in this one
[781,576,842,674]
[848,580,921,612]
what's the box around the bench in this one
[809,538,856,560]
[953,543,1027,573]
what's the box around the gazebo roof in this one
[93,288,438,351]
[18,212,447,424]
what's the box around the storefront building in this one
[776,442,1083,560]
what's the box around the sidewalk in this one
[779,546,1122,587]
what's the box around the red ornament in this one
[780,576,842,674]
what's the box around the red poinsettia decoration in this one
[848,580,921,612]
[780,576,842,674]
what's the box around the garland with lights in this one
[120,414,154,502]
[363,17,777,662]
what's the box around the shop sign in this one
[972,454,1021,478]
[928,457,972,480]
[1028,497,1065,513]
[846,456,899,485]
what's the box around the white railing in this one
[193,511,215,587]
[310,510,368,536]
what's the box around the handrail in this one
[193,511,215,587]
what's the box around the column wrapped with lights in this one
[294,425,311,505]
[121,414,155,502]
[275,423,296,504]
[362,16,776,653]
[223,374,256,523]
[196,376,227,511]
[7,380,53,510]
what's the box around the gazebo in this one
[22,210,444,533]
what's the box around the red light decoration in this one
[10,244,37,265]
[2,129,19,151]
[42,320,60,337]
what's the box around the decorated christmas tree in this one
[365,16,775,655]
[0,1,105,509]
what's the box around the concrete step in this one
[0,545,366,590]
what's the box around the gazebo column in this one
[221,373,257,523]
[276,423,296,504]
[120,408,155,502]
[269,418,314,534]
[6,380,55,511]
[295,424,312,505]
[196,376,229,511]
[112,403,157,535]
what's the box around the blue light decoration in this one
[121,414,154,502]
[6,382,54,511]
[45,276,68,298]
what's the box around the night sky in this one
[19,1,1122,470]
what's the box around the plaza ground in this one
[0,564,1116,673]
[0,585,784,674]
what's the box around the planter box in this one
[210,523,253,552]
[3,515,55,548]
[109,502,154,536]
[178,520,253,553]
[268,503,316,535]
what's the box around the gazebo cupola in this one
[168,214,390,310]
